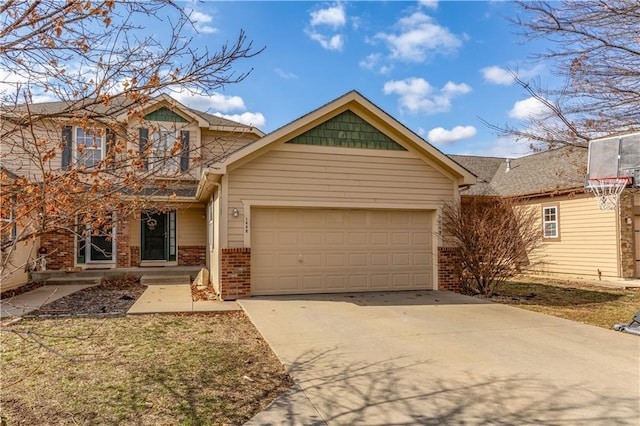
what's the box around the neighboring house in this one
[1,94,263,292]
[1,90,476,298]
[1,167,36,291]
[451,146,640,281]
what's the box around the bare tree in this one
[442,197,543,296]
[0,1,262,280]
[491,1,640,150]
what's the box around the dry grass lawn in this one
[1,312,293,425]
[491,278,640,329]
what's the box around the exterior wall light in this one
[232,208,239,218]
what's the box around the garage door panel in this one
[327,254,346,267]
[302,231,324,246]
[348,232,367,245]
[251,208,433,295]
[348,253,368,266]
[370,232,389,245]
[302,275,323,290]
[303,253,323,267]
[326,275,346,289]
[348,275,368,289]
[392,232,410,245]
[371,253,389,266]
[326,232,345,245]
[278,231,298,245]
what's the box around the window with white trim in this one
[543,206,559,239]
[151,130,180,174]
[1,207,17,244]
[75,127,104,168]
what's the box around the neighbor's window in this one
[0,207,17,243]
[75,127,104,168]
[151,130,180,174]
[543,206,559,239]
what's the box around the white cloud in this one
[173,91,245,113]
[375,12,462,62]
[215,112,266,129]
[427,125,477,145]
[310,4,346,28]
[508,96,551,120]
[418,0,439,10]
[306,32,344,51]
[481,64,544,86]
[481,66,514,85]
[359,53,393,74]
[275,68,297,80]
[306,3,347,51]
[383,77,472,115]
[189,10,217,34]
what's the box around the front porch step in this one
[140,275,192,286]
[45,276,102,286]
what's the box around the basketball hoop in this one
[586,177,633,210]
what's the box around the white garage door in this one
[251,208,433,295]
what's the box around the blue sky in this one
[174,1,556,158]
[8,1,557,158]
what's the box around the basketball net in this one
[586,177,632,210]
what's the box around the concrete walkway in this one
[1,283,239,318]
[127,284,239,314]
[240,291,640,425]
[0,284,97,318]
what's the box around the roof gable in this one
[286,110,406,151]
[212,91,475,186]
[144,106,189,123]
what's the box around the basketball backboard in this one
[587,132,640,186]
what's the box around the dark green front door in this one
[142,212,166,260]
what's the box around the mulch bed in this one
[26,275,146,318]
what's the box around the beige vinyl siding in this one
[226,145,454,247]
[0,120,65,179]
[200,129,259,165]
[525,194,619,278]
[177,207,206,246]
[0,236,36,292]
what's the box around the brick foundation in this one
[438,246,463,293]
[116,219,130,268]
[130,246,141,267]
[40,232,75,270]
[619,189,637,278]
[178,246,206,266]
[220,248,251,300]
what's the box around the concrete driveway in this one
[240,290,640,425]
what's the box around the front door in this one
[141,210,176,261]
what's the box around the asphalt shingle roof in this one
[450,146,588,197]
[3,95,256,131]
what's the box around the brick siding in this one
[178,246,206,266]
[116,218,130,268]
[438,246,463,293]
[220,248,251,300]
[619,189,638,278]
[130,246,141,267]
[40,232,74,270]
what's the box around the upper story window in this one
[75,127,104,168]
[138,127,190,175]
[542,206,559,239]
[151,130,180,174]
